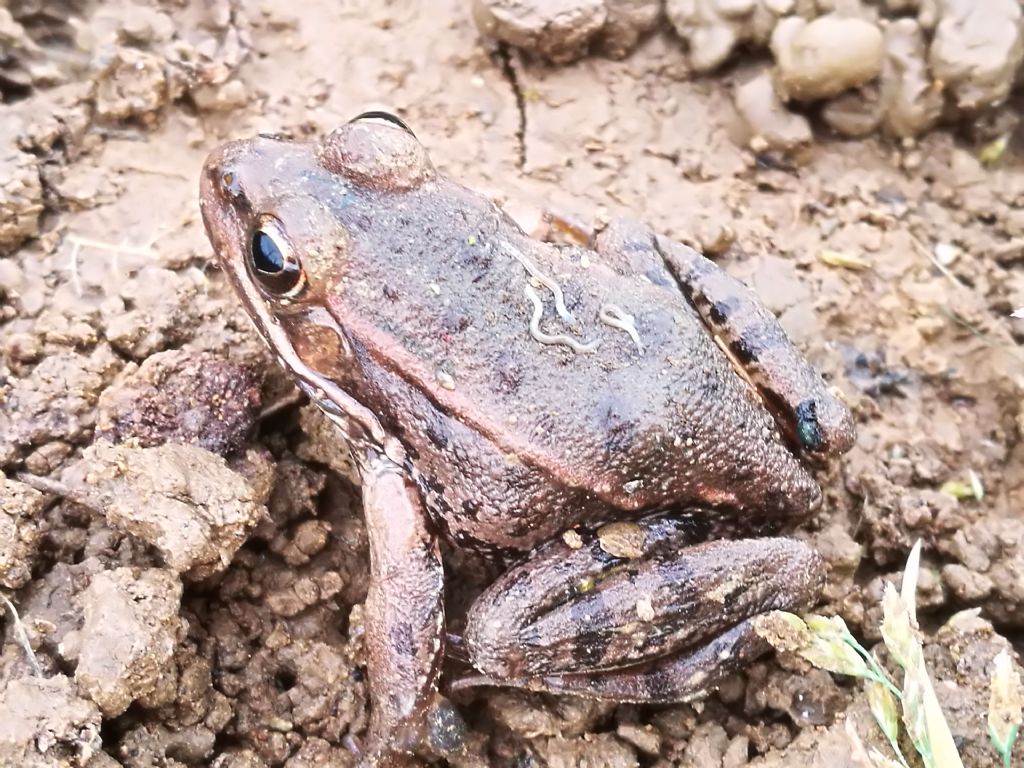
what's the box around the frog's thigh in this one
[594,218,855,457]
[462,516,824,684]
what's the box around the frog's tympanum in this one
[200,112,855,766]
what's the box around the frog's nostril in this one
[220,169,243,199]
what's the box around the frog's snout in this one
[200,139,263,206]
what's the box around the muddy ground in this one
[1,1,1023,766]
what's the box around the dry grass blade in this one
[755,612,901,699]
[799,614,874,679]
[820,249,872,270]
[988,649,1023,768]
[868,681,910,768]
[0,592,41,676]
[882,541,964,768]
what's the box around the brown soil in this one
[1,1,1023,767]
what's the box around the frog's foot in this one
[456,515,824,702]
[593,218,856,459]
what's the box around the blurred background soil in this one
[0,1,1023,766]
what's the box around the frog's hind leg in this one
[455,617,771,704]
[593,219,855,459]
[455,514,824,700]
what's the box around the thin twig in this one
[15,473,76,498]
[119,164,190,180]
[65,234,156,258]
[938,306,1024,364]
[63,233,162,297]
[14,473,103,515]
[909,234,965,289]
[258,389,305,421]
[0,593,41,676]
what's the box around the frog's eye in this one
[248,215,304,296]
[348,110,417,138]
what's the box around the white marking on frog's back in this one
[502,240,648,358]
[599,303,645,354]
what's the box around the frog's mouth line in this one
[243,294,407,468]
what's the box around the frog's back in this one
[330,179,819,551]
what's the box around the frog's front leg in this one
[358,453,464,765]
[594,219,855,459]
[455,515,824,701]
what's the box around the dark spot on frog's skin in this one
[355,212,373,232]
[382,283,399,301]
[708,296,742,326]
[794,398,824,452]
[728,337,757,366]
[494,351,524,394]
[422,473,446,496]
[568,598,615,667]
[389,622,415,658]
[423,413,452,450]
[461,499,481,521]
[593,394,639,454]
[441,307,471,334]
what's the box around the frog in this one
[199,111,856,766]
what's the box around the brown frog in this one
[199,112,855,766]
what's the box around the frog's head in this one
[199,112,434,456]
[200,111,434,308]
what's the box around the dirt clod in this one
[771,15,884,102]
[928,0,1024,111]
[472,0,608,64]
[880,18,943,138]
[59,443,266,579]
[92,47,169,125]
[665,0,791,73]
[733,71,811,152]
[96,349,263,456]
[0,147,43,256]
[0,474,44,590]
[0,345,122,470]
[0,674,102,768]
[67,567,183,716]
